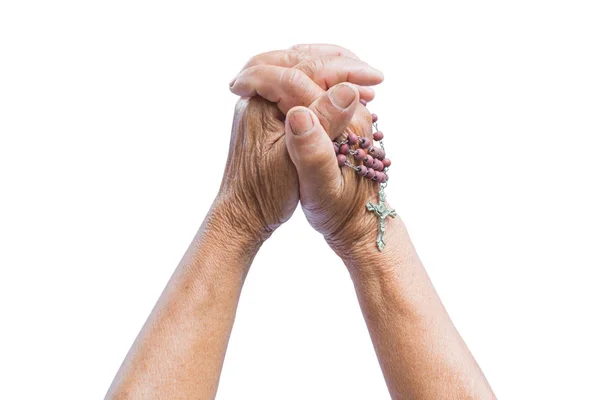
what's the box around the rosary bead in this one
[339,143,349,155]
[363,155,375,167]
[365,168,376,179]
[375,171,386,183]
[337,154,347,167]
[354,148,367,161]
[333,142,340,154]
[373,158,384,171]
[371,113,378,123]
[369,146,385,160]
[357,165,368,176]
[347,133,359,146]
[359,137,371,149]
[382,158,392,168]
[373,131,384,141]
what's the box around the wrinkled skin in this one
[107,44,496,400]
[218,44,386,253]
[216,96,298,238]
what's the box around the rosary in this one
[333,102,396,251]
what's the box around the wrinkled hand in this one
[283,100,384,259]
[218,44,384,246]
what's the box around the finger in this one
[285,107,344,201]
[231,46,381,103]
[357,86,376,103]
[230,59,381,110]
[230,65,323,114]
[241,44,361,71]
[237,53,382,91]
[295,57,384,88]
[290,43,360,60]
[241,49,310,70]
[309,83,360,140]
[294,56,382,102]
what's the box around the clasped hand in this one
[216,43,390,260]
[107,44,495,400]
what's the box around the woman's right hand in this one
[283,94,399,264]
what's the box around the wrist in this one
[208,195,270,249]
[187,198,267,279]
[338,217,419,282]
[341,218,432,321]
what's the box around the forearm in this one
[106,201,262,399]
[344,218,495,400]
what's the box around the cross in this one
[366,188,397,251]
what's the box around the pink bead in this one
[359,99,367,106]
[357,165,368,176]
[359,137,371,149]
[333,142,340,154]
[363,155,374,167]
[373,159,384,171]
[337,154,347,167]
[382,158,392,168]
[354,148,366,161]
[369,146,385,160]
[347,133,359,146]
[373,131,384,141]
[339,144,349,155]
[375,171,386,183]
[371,113,378,123]
[365,168,375,179]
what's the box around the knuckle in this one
[312,103,333,127]
[245,51,276,69]
[296,59,326,80]
[282,51,294,67]
[236,65,258,81]
[298,60,316,78]
[246,53,262,67]
[284,50,305,67]
[282,67,308,91]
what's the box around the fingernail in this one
[229,75,238,87]
[370,66,385,80]
[289,109,315,136]
[329,84,356,109]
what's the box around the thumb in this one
[285,107,344,202]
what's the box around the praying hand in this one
[106,44,495,400]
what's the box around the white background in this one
[1,1,599,399]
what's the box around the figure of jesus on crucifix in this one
[366,188,397,251]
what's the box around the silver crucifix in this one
[366,187,396,251]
